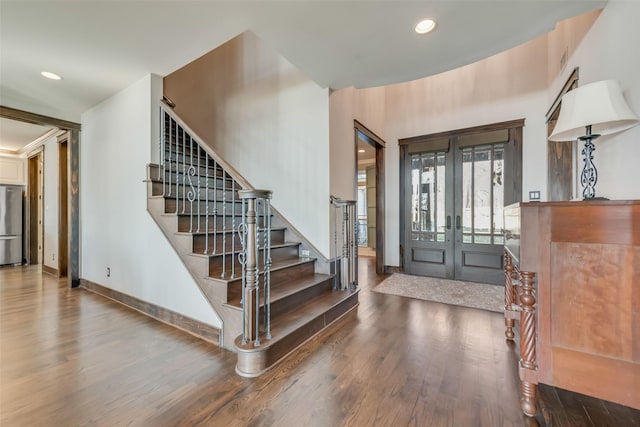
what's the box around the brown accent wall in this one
[163,31,332,257]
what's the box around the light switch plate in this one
[529,191,541,201]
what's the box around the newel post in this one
[238,189,272,346]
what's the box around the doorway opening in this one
[399,120,523,285]
[1,106,80,287]
[58,134,69,277]
[27,151,44,266]
[354,121,385,275]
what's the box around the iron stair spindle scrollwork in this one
[186,136,197,232]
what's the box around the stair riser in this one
[177,215,270,233]
[209,245,300,278]
[266,278,333,319]
[150,161,226,178]
[165,199,243,215]
[193,229,285,254]
[226,261,315,303]
[156,173,234,190]
[235,292,359,377]
[152,181,234,198]
[161,160,229,180]
[159,167,234,188]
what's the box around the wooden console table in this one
[503,200,639,416]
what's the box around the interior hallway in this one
[1,261,637,426]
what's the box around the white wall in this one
[330,34,550,267]
[80,74,221,328]
[42,136,59,269]
[548,1,640,200]
[0,155,26,185]
[329,86,387,258]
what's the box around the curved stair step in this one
[234,288,359,377]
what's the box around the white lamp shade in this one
[549,80,639,141]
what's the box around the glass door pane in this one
[461,143,504,244]
[411,152,446,242]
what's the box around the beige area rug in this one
[373,273,504,313]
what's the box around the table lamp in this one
[549,80,639,199]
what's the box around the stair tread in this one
[228,273,333,307]
[190,241,300,259]
[234,287,358,352]
[203,257,315,285]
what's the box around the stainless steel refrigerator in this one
[0,184,24,265]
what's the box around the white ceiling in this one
[0,1,605,137]
[0,118,55,154]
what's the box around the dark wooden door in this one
[403,148,454,278]
[403,131,510,285]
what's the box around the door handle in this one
[456,215,461,230]
[446,216,451,229]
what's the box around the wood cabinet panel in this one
[552,347,640,409]
[504,200,640,413]
[551,242,634,360]
[634,246,640,363]
[551,203,640,245]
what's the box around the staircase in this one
[146,106,359,377]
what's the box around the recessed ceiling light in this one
[41,71,62,80]
[415,19,436,35]
[358,149,365,153]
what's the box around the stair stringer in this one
[146,187,239,348]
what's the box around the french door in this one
[401,123,522,285]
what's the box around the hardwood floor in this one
[1,260,637,426]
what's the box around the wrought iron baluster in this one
[253,206,260,347]
[265,198,272,340]
[239,198,247,344]
[221,172,227,278]
[174,125,180,214]
[213,163,218,255]
[167,116,173,197]
[196,146,202,233]
[181,128,187,214]
[187,135,196,232]
[204,154,209,254]
[159,109,164,185]
[231,179,236,278]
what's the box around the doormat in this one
[373,273,503,313]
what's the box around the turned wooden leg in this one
[519,271,538,417]
[504,251,516,340]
